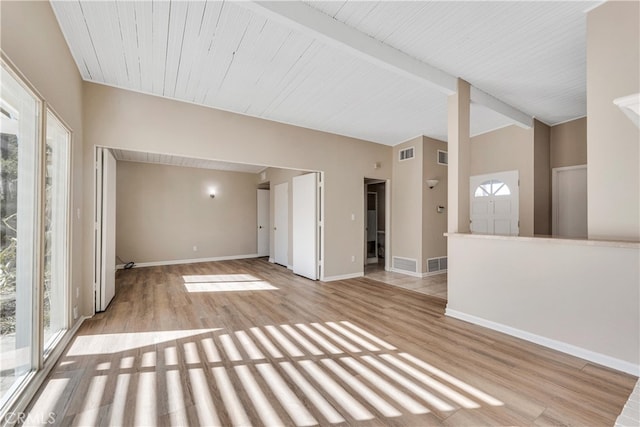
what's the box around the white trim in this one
[268,257,275,264]
[550,115,586,127]
[116,254,260,269]
[582,1,607,14]
[422,269,447,277]
[389,268,447,278]
[1,316,88,424]
[322,272,364,282]
[445,309,640,376]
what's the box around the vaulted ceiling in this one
[50,0,600,146]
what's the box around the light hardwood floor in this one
[26,258,636,426]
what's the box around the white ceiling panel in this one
[111,149,266,174]
[51,0,599,145]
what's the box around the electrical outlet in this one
[193,245,198,252]
[351,255,355,262]
[73,306,78,320]
[76,287,79,298]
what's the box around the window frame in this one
[0,54,73,417]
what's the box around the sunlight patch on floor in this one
[32,320,506,426]
[182,274,278,293]
[66,329,222,356]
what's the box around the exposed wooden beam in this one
[243,1,533,129]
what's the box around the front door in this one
[470,170,519,236]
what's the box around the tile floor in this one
[364,262,447,300]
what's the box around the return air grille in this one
[427,256,448,273]
[399,147,415,161]
[393,257,417,273]
[437,150,448,165]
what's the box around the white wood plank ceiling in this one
[111,149,266,173]
[50,0,599,146]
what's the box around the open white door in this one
[95,147,116,312]
[553,165,587,238]
[257,189,270,256]
[292,172,320,280]
[273,183,288,266]
[470,170,519,236]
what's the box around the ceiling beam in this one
[243,1,533,129]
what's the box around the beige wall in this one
[550,117,587,169]
[447,234,639,374]
[534,120,551,235]
[422,137,448,263]
[391,137,424,271]
[116,162,258,264]
[470,125,535,237]
[1,1,86,318]
[83,83,392,283]
[257,167,305,268]
[587,1,640,242]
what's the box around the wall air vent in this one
[393,256,417,273]
[427,256,448,273]
[437,150,448,165]
[399,147,415,161]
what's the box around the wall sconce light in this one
[426,179,439,189]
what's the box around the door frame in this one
[93,146,117,313]
[363,179,391,272]
[552,164,587,237]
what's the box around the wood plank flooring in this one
[26,258,636,426]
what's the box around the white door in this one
[273,183,288,266]
[553,165,587,238]
[257,189,270,256]
[470,170,519,236]
[293,173,319,280]
[95,147,116,312]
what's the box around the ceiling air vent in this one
[437,150,448,165]
[399,147,415,161]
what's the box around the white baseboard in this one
[322,272,364,282]
[446,308,640,376]
[117,253,260,269]
[389,268,447,278]
[423,269,447,277]
[2,316,88,423]
[268,257,275,264]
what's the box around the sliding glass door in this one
[0,60,71,410]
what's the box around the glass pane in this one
[1,64,39,406]
[43,112,69,353]
[474,186,488,197]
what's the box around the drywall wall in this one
[1,1,86,317]
[83,82,392,284]
[470,125,535,236]
[116,162,258,264]
[257,167,304,268]
[391,137,424,273]
[587,1,640,241]
[447,233,640,375]
[534,120,551,235]
[550,117,587,169]
[422,137,448,263]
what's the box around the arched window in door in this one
[474,179,511,198]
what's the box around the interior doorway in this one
[364,179,389,275]
[552,165,587,238]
